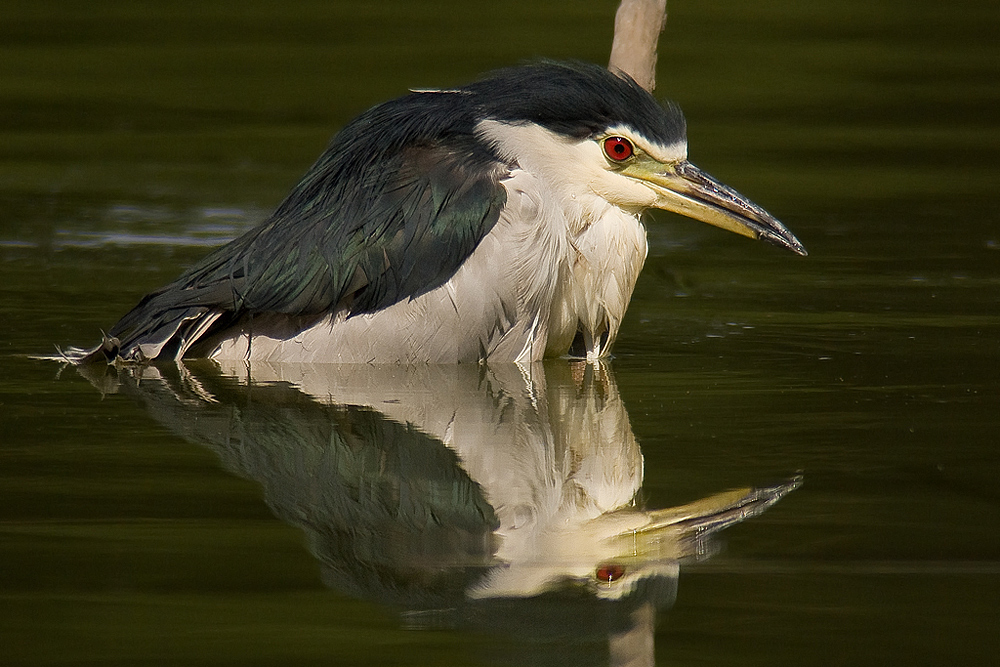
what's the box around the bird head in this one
[469,61,807,256]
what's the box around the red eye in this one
[595,563,626,583]
[603,136,634,162]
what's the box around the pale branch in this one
[608,0,667,93]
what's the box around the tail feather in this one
[54,299,225,365]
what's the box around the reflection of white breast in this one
[441,363,643,548]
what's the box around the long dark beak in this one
[628,159,807,256]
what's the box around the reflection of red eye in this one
[595,563,626,583]
[603,136,634,161]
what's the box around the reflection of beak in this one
[468,477,802,600]
[601,476,803,561]
[626,160,808,256]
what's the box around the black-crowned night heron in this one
[73,61,806,365]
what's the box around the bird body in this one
[68,61,804,366]
[210,123,649,363]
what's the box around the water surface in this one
[2,1,999,665]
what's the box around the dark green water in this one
[2,1,999,665]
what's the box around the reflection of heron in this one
[208,360,799,601]
[91,360,798,631]
[69,61,805,365]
